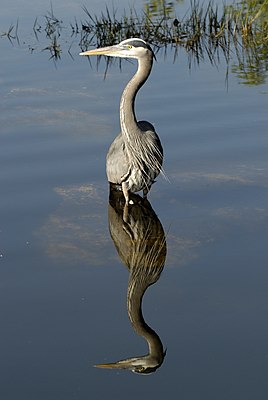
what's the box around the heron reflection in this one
[96,187,166,374]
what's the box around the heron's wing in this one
[137,120,155,132]
[106,132,129,184]
[136,121,163,176]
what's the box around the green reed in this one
[1,1,267,83]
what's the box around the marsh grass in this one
[1,1,267,83]
[42,34,62,61]
[32,4,62,61]
[1,19,19,45]
[79,0,268,78]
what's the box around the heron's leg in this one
[121,168,131,183]
[143,183,152,199]
[121,168,130,204]
[122,181,129,204]
[122,220,134,239]
[123,203,129,222]
[143,188,148,198]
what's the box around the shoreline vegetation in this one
[1,0,268,84]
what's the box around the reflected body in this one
[96,189,166,374]
[80,38,163,204]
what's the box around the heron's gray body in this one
[106,120,163,194]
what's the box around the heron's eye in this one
[127,45,133,49]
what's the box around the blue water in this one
[1,1,268,399]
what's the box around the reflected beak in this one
[95,355,164,374]
[95,362,121,369]
[95,360,133,370]
[79,45,120,57]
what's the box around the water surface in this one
[1,1,268,399]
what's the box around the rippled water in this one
[1,1,268,399]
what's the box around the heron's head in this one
[80,38,155,60]
[95,351,166,375]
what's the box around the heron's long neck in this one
[120,56,153,141]
[127,276,163,358]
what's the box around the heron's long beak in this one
[79,45,119,57]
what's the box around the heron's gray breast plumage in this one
[106,121,163,193]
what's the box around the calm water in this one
[1,1,268,399]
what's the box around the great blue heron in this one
[80,38,163,205]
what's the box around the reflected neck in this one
[127,276,164,359]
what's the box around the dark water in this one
[1,1,268,399]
